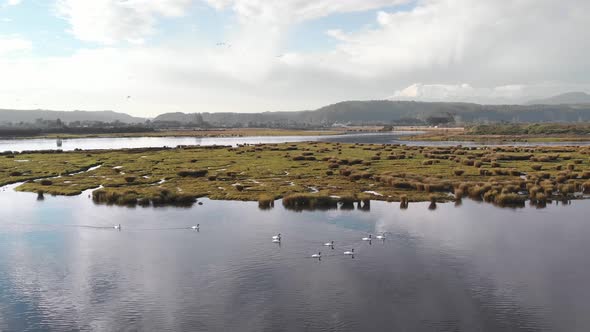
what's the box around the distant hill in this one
[0,109,145,124]
[526,92,590,105]
[154,100,590,127]
[5,98,590,128]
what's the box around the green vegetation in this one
[468,123,590,136]
[407,123,590,142]
[1,142,590,208]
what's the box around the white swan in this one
[114,224,121,230]
[272,233,281,240]
[191,224,200,230]
[362,234,372,241]
[272,238,281,243]
[323,241,334,247]
[311,252,321,258]
[344,249,354,255]
[376,233,386,240]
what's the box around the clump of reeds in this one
[453,169,465,176]
[468,183,492,200]
[258,194,275,210]
[124,176,136,183]
[177,169,208,177]
[358,199,371,211]
[282,193,338,211]
[400,195,409,209]
[494,193,526,207]
[339,168,352,176]
[559,183,575,196]
[40,179,53,186]
[138,197,151,207]
[349,174,362,181]
[531,164,542,171]
[339,195,357,210]
[428,195,437,210]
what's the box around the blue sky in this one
[0,0,588,116]
[0,1,416,56]
[0,0,81,56]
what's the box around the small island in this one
[2,141,589,209]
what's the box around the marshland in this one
[2,141,590,209]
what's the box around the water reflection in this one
[0,186,589,331]
[3,132,590,152]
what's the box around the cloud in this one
[324,0,590,82]
[0,35,32,55]
[55,0,193,44]
[5,0,22,6]
[1,0,589,114]
[205,0,408,23]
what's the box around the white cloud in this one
[0,35,32,55]
[1,0,589,115]
[5,0,22,6]
[323,0,590,82]
[205,0,408,23]
[55,0,193,44]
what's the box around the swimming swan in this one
[344,249,354,255]
[323,241,335,247]
[272,233,281,240]
[376,233,386,240]
[272,238,281,243]
[311,252,321,258]
[362,235,372,241]
[191,224,200,230]
[114,224,121,230]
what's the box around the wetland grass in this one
[4,142,590,208]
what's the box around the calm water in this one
[0,184,589,331]
[0,133,412,152]
[3,132,590,152]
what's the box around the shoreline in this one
[0,128,345,140]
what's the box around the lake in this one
[1,183,589,331]
[3,132,590,152]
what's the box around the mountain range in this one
[0,109,145,124]
[1,92,590,127]
[525,92,590,105]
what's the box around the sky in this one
[0,0,589,117]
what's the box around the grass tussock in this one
[177,169,208,177]
[494,193,526,207]
[258,194,275,210]
[282,193,338,211]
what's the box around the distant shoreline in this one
[0,128,344,140]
